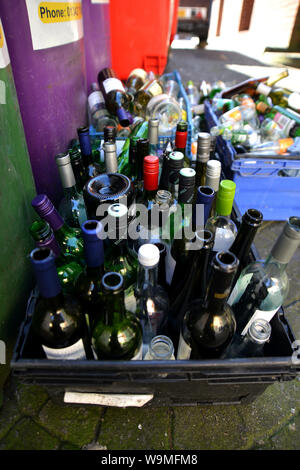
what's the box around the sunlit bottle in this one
[31,194,85,263]
[125,68,148,101]
[228,216,300,336]
[220,69,289,98]
[91,272,143,360]
[205,159,222,218]
[30,247,92,360]
[256,84,300,112]
[55,153,88,229]
[205,179,237,252]
[177,251,239,359]
[133,78,163,117]
[194,132,211,191]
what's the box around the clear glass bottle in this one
[55,153,88,229]
[144,335,175,360]
[133,78,164,117]
[88,83,117,132]
[135,244,170,357]
[222,319,271,359]
[30,247,92,360]
[91,272,143,360]
[177,251,239,360]
[228,216,300,336]
[125,68,148,101]
[146,93,182,135]
[205,179,237,252]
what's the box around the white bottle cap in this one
[138,243,160,267]
[179,167,196,178]
[107,203,128,218]
[206,160,222,178]
[288,92,300,111]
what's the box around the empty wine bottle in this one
[174,121,190,167]
[228,216,300,336]
[55,153,87,229]
[125,68,147,101]
[74,220,104,326]
[148,118,160,157]
[91,272,143,360]
[177,251,239,360]
[30,220,83,293]
[159,139,173,191]
[222,319,271,359]
[77,126,102,180]
[194,132,211,191]
[205,179,237,252]
[193,185,215,231]
[144,335,175,360]
[103,141,118,173]
[98,67,132,127]
[88,83,117,132]
[135,244,169,357]
[30,247,92,360]
[32,194,85,263]
[69,148,87,194]
[133,78,163,117]
[205,159,222,218]
[168,151,185,200]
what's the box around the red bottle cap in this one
[143,155,159,191]
[175,131,187,150]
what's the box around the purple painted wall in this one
[0,1,88,205]
[82,0,112,92]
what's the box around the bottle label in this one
[103,77,125,94]
[88,90,105,110]
[241,307,279,336]
[256,83,271,96]
[42,339,86,360]
[228,273,253,306]
[273,112,294,135]
[177,332,192,360]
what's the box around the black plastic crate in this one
[10,206,300,407]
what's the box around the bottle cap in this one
[31,194,64,231]
[148,118,159,146]
[55,153,76,189]
[81,220,104,268]
[271,216,300,264]
[138,243,160,267]
[30,220,61,257]
[248,319,271,344]
[179,167,196,184]
[104,142,118,173]
[197,132,211,162]
[168,151,184,169]
[143,155,159,191]
[30,247,61,298]
[206,159,222,178]
[179,168,195,203]
[215,179,236,216]
[117,107,130,127]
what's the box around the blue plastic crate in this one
[204,100,300,221]
[89,70,194,159]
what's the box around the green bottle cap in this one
[215,179,236,216]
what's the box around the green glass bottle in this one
[118,120,149,176]
[31,194,85,263]
[91,272,143,360]
[30,219,83,293]
[194,132,211,196]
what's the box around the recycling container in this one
[10,203,300,407]
[109,0,179,80]
[0,0,88,205]
[0,19,36,390]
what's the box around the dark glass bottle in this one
[135,138,150,198]
[177,251,239,359]
[31,194,85,263]
[222,319,271,359]
[97,67,131,127]
[69,148,87,194]
[165,229,214,351]
[193,185,215,231]
[77,126,102,180]
[175,121,190,167]
[91,272,143,360]
[159,139,173,191]
[30,220,83,293]
[229,208,263,278]
[168,151,185,200]
[74,220,105,327]
[30,247,92,360]
[194,132,211,194]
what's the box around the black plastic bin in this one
[10,205,300,407]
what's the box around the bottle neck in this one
[63,185,79,199]
[103,291,126,324]
[78,131,93,166]
[229,209,263,265]
[206,255,238,313]
[137,263,158,294]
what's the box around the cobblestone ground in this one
[0,47,300,451]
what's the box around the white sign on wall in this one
[0,19,10,69]
[25,0,84,51]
